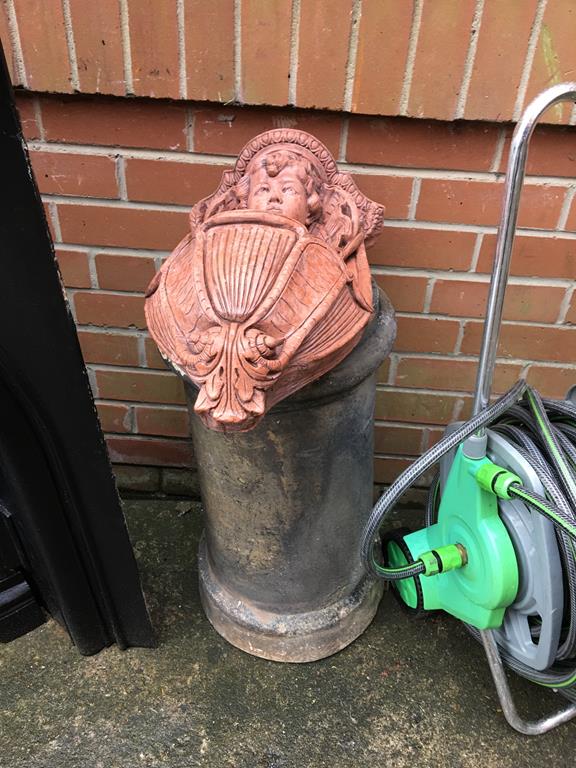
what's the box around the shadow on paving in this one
[1,499,575,768]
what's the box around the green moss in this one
[540,25,564,122]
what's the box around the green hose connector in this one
[399,448,519,629]
[418,544,467,576]
[473,461,522,500]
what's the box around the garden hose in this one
[362,379,528,573]
[361,379,576,699]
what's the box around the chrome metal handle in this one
[472,82,576,418]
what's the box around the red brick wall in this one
[4,2,576,487]
[16,91,576,485]
[3,1,576,124]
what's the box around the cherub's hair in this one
[234,149,325,226]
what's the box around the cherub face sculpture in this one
[145,130,385,432]
[244,150,322,226]
[248,166,307,223]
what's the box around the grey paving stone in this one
[2,499,575,768]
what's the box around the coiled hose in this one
[361,380,576,699]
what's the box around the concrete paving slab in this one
[1,499,575,767]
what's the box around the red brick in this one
[395,357,523,395]
[374,274,428,313]
[464,1,538,121]
[14,0,71,92]
[134,406,189,438]
[241,0,292,105]
[96,402,132,433]
[347,118,499,172]
[350,175,413,220]
[476,234,576,280]
[566,197,576,232]
[74,292,146,329]
[0,5,16,84]
[68,0,125,96]
[499,125,576,178]
[78,330,140,366]
[523,3,576,125]
[184,0,234,102]
[454,395,476,421]
[376,358,391,385]
[30,151,118,198]
[296,0,353,110]
[145,337,169,370]
[15,93,41,139]
[126,0,179,99]
[96,369,186,404]
[424,427,448,451]
[417,179,566,229]
[395,316,461,355]
[58,204,189,250]
[351,0,412,115]
[526,365,576,399]
[376,389,459,425]
[125,159,229,205]
[408,0,476,120]
[193,106,343,158]
[95,253,157,292]
[567,293,576,325]
[374,424,424,455]
[430,279,566,324]
[105,436,193,467]
[41,96,187,150]
[43,202,57,242]
[461,321,576,363]
[374,457,435,487]
[56,249,91,288]
[369,227,476,271]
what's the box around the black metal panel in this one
[0,504,46,642]
[0,44,153,652]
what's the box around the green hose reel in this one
[364,82,576,735]
[387,447,520,630]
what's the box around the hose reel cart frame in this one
[362,82,576,736]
